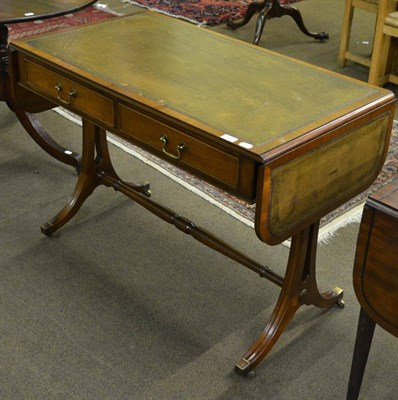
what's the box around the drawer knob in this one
[160,134,187,160]
[54,82,78,105]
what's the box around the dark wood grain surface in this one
[354,178,398,337]
[1,0,97,24]
[347,177,398,399]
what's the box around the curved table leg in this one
[41,120,150,235]
[227,1,268,30]
[14,108,81,169]
[1,22,80,169]
[227,0,328,46]
[41,119,100,235]
[280,5,329,42]
[298,222,344,308]
[94,124,151,197]
[235,222,343,375]
[253,3,274,45]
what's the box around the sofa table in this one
[0,0,97,168]
[9,11,396,375]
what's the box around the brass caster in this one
[332,287,345,308]
[336,299,345,309]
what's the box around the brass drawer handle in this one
[160,134,187,160]
[54,82,78,105]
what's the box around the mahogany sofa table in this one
[9,12,396,375]
[0,0,97,168]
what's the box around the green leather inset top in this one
[23,12,382,153]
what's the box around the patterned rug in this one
[7,5,117,41]
[125,0,302,26]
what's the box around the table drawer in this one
[118,103,255,198]
[23,59,114,127]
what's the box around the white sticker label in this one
[221,134,238,143]
[239,142,253,149]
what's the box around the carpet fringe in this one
[318,204,363,244]
[123,0,205,26]
[94,2,125,16]
[93,2,124,17]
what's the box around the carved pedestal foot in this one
[227,0,329,46]
[227,1,267,30]
[282,6,329,42]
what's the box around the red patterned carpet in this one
[127,0,302,26]
[8,6,116,41]
[7,1,302,37]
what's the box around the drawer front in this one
[118,103,252,196]
[23,59,114,126]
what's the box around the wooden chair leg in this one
[367,2,398,86]
[339,0,355,67]
[369,32,392,85]
[346,307,376,400]
[384,25,398,84]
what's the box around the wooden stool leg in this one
[338,0,354,67]
[367,0,397,85]
[346,307,376,400]
[369,32,392,86]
